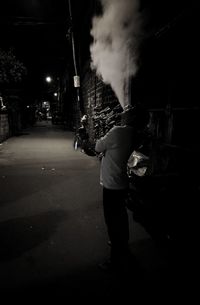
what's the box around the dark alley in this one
[0,0,199,301]
[0,121,188,299]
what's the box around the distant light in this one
[46,76,52,83]
[27,105,30,108]
[54,92,58,96]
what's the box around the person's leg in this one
[103,187,129,263]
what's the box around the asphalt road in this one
[0,120,184,300]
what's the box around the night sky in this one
[1,0,196,73]
[0,0,199,102]
[0,1,70,77]
[0,0,92,101]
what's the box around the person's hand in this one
[97,152,104,161]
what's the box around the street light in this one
[45,76,52,83]
[44,75,61,113]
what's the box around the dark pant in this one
[103,187,129,262]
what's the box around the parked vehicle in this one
[52,111,63,124]
[127,141,200,246]
[73,125,96,156]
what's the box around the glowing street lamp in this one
[45,76,52,83]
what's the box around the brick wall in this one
[81,62,181,148]
[81,62,122,144]
[0,113,9,143]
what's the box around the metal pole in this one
[68,0,78,76]
[67,0,81,123]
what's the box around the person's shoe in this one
[98,256,131,273]
[111,251,138,273]
[98,258,115,272]
[107,240,112,247]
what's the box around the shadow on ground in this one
[0,210,68,261]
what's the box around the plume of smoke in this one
[90,0,142,109]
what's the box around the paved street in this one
[0,121,180,299]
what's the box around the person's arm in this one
[95,127,115,153]
[95,134,108,153]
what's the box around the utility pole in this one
[67,0,82,129]
[67,0,80,101]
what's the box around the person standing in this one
[95,104,149,271]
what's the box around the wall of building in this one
[81,62,122,145]
[0,112,9,143]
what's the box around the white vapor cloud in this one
[90,0,142,109]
